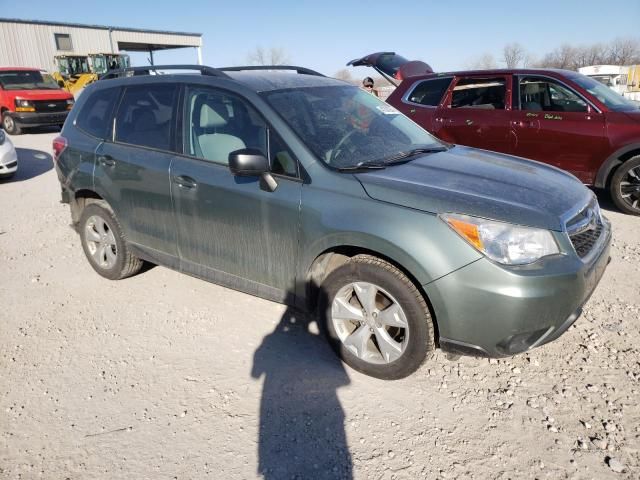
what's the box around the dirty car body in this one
[54,65,611,378]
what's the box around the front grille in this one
[33,100,67,113]
[567,200,604,259]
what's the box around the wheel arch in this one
[71,189,105,226]
[595,143,640,189]
[303,245,440,344]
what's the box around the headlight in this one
[0,129,5,145]
[441,213,560,265]
[66,98,75,110]
[15,99,35,112]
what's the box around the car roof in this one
[224,71,348,92]
[414,68,579,80]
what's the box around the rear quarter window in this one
[407,77,452,106]
[75,87,120,139]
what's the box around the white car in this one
[0,130,18,179]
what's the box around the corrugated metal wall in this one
[0,21,201,72]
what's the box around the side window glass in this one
[75,87,119,139]
[519,77,587,113]
[408,77,452,106]
[451,77,506,109]
[269,130,298,177]
[185,88,268,165]
[114,84,178,151]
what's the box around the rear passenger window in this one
[114,84,178,151]
[451,77,506,109]
[184,87,268,165]
[407,77,452,106]
[75,87,120,139]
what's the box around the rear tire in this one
[611,156,640,215]
[319,254,435,380]
[79,202,143,280]
[2,113,21,135]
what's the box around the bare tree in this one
[537,44,578,69]
[503,43,526,68]
[333,69,354,82]
[247,47,291,66]
[607,37,640,65]
[468,53,498,70]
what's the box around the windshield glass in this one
[263,85,444,169]
[571,73,639,111]
[0,70,60,90]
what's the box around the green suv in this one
[54,65,611,379]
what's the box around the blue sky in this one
[3,0,640,77]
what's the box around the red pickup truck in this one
[0,67,74,135]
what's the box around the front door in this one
[511,75,607,183]
[435,75,512,154]
[94,83,179,257]
[170,85,302,298]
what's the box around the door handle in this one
[173,175,198,189]
[511,120,537,128]
[98,155,115,167]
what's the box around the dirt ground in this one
[1,131,638,480]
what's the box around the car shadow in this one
[251,301,353,480]
[592,188,620,214]
[22,125,62,135]
[0,148,53,183]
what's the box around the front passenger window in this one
[519,77,587,113]
[185,88,268,165]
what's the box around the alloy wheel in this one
[331,282,409,364]
[619,165,640,212]
[84,215,118,269]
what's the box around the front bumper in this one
[9,111,69,127]
[0,142,18,177]
[426,219,612,357]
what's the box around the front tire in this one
[611,156,640,215]
[2,113,21,135]
[319,255,435,380]
[79,202,143,280]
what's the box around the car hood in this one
[12,89,72,100]
[354,146,592,231]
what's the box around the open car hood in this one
[347,52,433,85]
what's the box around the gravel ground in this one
[1,131,639,480]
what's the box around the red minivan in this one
[0,68,74,135]
[350,52,640,215]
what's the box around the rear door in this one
[511,75,607,183]
[170,85,302,297]
[435,75,513,154]
[94,83,179,257]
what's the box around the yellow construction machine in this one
[52,53,130,95]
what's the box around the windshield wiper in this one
[337,162,386,172]
[381,147,448,165]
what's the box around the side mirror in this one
[229,148,269,176]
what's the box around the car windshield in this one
[263,85,444,169]
[0,70,60,90]
[570,73,639,112]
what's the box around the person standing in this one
[361,76,379,97]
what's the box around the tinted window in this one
[0,70,59,91]
[408,77,452,106]
[451,77,506,109]
[76,87,120,139]
[519,77,587,113]
[184,87,267,165]
[114,84,178,151]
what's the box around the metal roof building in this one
[0,18,203,71]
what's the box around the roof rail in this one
[219,65,325,77]
[100,64,230,80]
